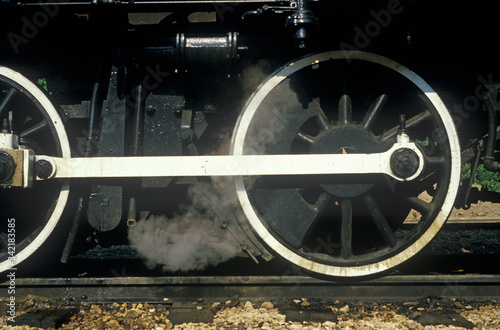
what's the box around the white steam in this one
[128,61,276,273]
[128,181,241,272]
[241,59,273,93]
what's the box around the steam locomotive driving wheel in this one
[0,66,70,273]
[231,51,461,277]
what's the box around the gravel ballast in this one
[1,296,499,329]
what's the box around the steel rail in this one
[2,274,500,302]
[407,218,500,225]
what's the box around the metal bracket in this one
[485,84,500,111]
[461,140,483,209]
[87,64,127,232]
[180,109,194,142]
[0,148,33,188]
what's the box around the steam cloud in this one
[241,59,273,93]
[128,181,241,272]
[128,61,275,272]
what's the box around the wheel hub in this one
[390,148,420,179]
[310,126,390,198]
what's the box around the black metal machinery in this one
[0,0,499,277]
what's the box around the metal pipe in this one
[60,197,84,263]
[61,63,102,263]
[127,197,137,227]
[84,62,102,157]
[127,77,144,228]
[130,79,144,156]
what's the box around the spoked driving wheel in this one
[231,51,460,277]
[0,66,70,273]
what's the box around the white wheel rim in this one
[231,51,461,277]
[0,66,70,273]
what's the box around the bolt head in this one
[35,160,53,179]
[203,104,216,114]
[146,105,156,116]
[390,148,420,179]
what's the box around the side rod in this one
[35,143,424,182]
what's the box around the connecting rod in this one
[32,143,424,182]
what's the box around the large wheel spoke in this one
[0,87,16,116]
[312,192,330,213]
[340,199,353,259]
[20,120,49,139]
[425,155,446,172]
[338,94,352,125]
[311,99,331,131]
[363,194,397,248]
[405,196,432,219]
[293,81,331,132]
[361,94,388,130]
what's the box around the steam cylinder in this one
[143,32,242,77]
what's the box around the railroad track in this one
[2,274,500,303]
[1,221,499,303]
[406,217,500,225]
